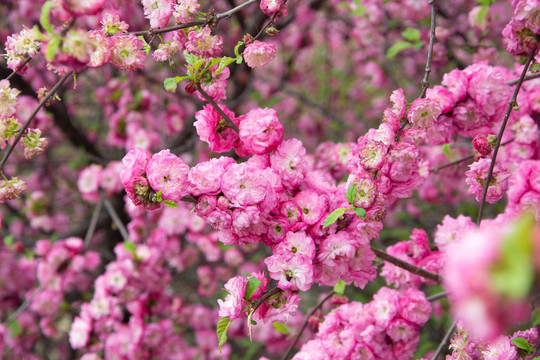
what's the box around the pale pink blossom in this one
[238,107,284,155]
[243,41,276,68]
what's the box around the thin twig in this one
[84,195,104,248]
[430,139,514,173]
[0,71,74,176]
[476,40,539,225]
[430,321,457,360]
[427,291,448,302]
[371,246,442,283]
[4,287,41,325]
[131,0,258,36]
[103,198,130,242]
[419,0,437,99]
[281,291,334,360]
[507,72,540,86]
[195,83,239,132]
[5,57,32,81]
[251,287,282,313]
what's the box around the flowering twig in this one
[131,0,259,36]
[419,0,437,99]
[4,57,32,82]
[0,71,73,177]
[252,2,286,42]
[430,320,457,360]
[281,291,335,360]
[194,83,239,132]
[103,198,130,243]
[427,291,448,302]
[476,40,539,225]
[371,246,442,283]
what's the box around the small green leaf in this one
[216,57,237,75]
[138,36,150,55]
[234,41,244,58]
[412,41,424,50]
[153,190,164,202]
[123,241,136,253]
[217,316,231,352]
[4,235,13,247]
[513,105,520,111]
[350,5,366,16]
[244,277,262,300]
[386,41,412,59]
[512,337,534,353]
[45,35,61,62]
[402,28,420,42]
[162,200,178,209]
[323,208,347,229]
[477,4,489,23]
[8,320,23,338]
[273,322,291,335]
[333,280,346,295]
[346,183,357,205]
[441,143,451,159]
[164,78,179,93]
[532,356,540,360]
[354,207,366,217]
[183,50,198,66]
[40,1,55,34]
[530,62,540,73]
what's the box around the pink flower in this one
[274,231,316,260]
[434,214,475,251]
[142,0,174,28]
[217,276,248,320]
[194,104,239,153]
[69,314,93,349]
[78,164,102,202]
[398,287,431,326]
[0,177,26,202]
[442,68,468,102]
[185,26,223,58]
[318,232,356,267]
[386,318,418,342]
[294,189,328,225]
[189,157,235,196]
[465,158,510,204]
[260,0,286,16]
[472,135,492,156]
[243,41,276,68]
[146,149,190,203]
[109,34,146,71]
[407,98,442,130]
[270,138,308,189]
[221,163,269,206]
[390,88,407,119]
[195,64,230,102]
[357,139,386,172]
[61,0,105,16]
[173,0,200,23]
[238,107,284,155]
[265,253,313,291]
[0,80,20,118]
[481,336,518,360]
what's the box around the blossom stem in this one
[430,320,456,360]
[427,291,447,302]
[4,57,32,82]
[281,291,335,360]
[194,83,239,132]
[0,71,73,177]
[507,72,540,86]
[476,39,539,225]
[84,195,104,249]
[131,0,259,36]
[371,246,442,283]
[3,286,41,325]
[419,0,436,99]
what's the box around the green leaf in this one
[441,143,451,159]
[45,35,61,62]
[8,320,23,338]
[333,280,346,295]
[234,41,244,58]
[350,5,366,16]
[183,50,198,66]
[323,208,347,229]
[153,190,164,202]
[164,78,179,93]
[216,57,237,75]
[273,322,291,335]
[477,4,489,23]
[490,213,535,298]
[346,183,357,205]
[533,357,540,360]
[3,235,13,247]
[138,36,150,55]
[412,41,424,50]
[354,207,366,217]
[217,316,231,352]
[162,200,179,209]
[244,277,262,300]
[40,1,55,34]
[513,105,520,111]
[512,337,534,353]
[402,28,420,42]
[531,62,540,73]
[123,241,137,253]
[386,41,412,59]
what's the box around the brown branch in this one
[0,71,74,176]
[476,40,539,225]
[195,83,239,133]
[430,321,457,360]
[371,246,442,283]
[419,0,437,99]
[427,291,447,302]
[281,291,334,360]
[131,0,259,36]
[4,57,32,82]
[507,72,540,86]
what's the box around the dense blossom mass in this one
[0,0,539,359]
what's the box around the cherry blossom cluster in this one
[502,0,540,58]
[292,287,432,359]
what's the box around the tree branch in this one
[371,246,442,283]
[195,83,239,133]
[430,321,456,360]
[476,40,538,225]
[419,0,437,99]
